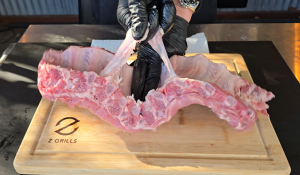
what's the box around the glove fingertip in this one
[132,26,147,40]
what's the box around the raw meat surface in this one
[38,28,274,132]
[167,54,275,116]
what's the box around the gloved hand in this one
[117,0,175,100]
[130,15,189,101]
[131,43,163,101]
[163,0,202,57]
[117,0,176,41]
[163,15,188,57]
[127,0,198,101]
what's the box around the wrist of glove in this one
[131,43,162,101]
[162,15,188,57]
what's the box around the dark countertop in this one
[0,41,299,175]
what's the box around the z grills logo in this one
[55,117,80,135]
[48,117,79,144]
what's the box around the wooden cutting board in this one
[14,54,290,175]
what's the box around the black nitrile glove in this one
[131,43,162,101]
[117,0,176,41]
[131,15,189,101]
[163,15,188,57]
[117,0,176,101]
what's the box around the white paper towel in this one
[186,33,209,53]
[91,32,209,54]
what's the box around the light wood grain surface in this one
[14,54,290,175]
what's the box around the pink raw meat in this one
[166,54,275,116]
[38,28,274,132]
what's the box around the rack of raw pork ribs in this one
[37,28,274,133]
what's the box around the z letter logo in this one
[55,117,80,136]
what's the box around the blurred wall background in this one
[218,0,300,12]
[0,0,78,16]
[1,0,300,25]
[0,0,299,16]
